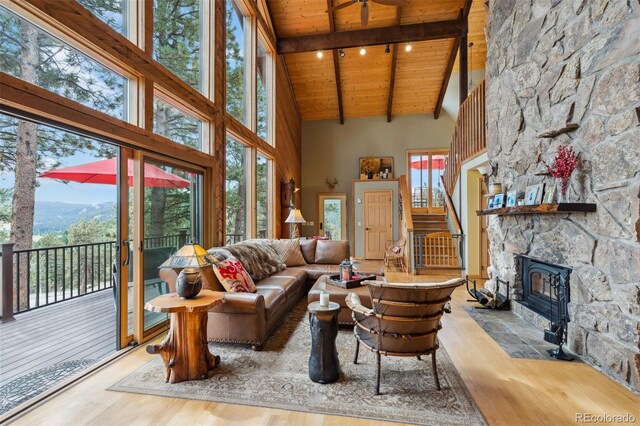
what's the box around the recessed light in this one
[359,47,366,56]
[316,51,323,59]
[405,44,412,52]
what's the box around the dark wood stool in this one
[307,301,341,384]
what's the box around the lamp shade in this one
[159,242,215,269]
[285,208,306,224]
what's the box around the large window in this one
[226,0,247,124]
[153,0,203,92]
[0,6,128,120]
[256,37,271,141]
[256,153,270,238]
[76,0,128,36]
[153,96,203,150]
[225,136,248,244]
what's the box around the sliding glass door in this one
[139,158,203,337]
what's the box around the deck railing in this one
[1,232,189,317]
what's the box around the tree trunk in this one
[10,21,39,310]
[233,181,245,241]
[149,104,169,240]
[150,187,167,239]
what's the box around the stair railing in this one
[398,175,415,273]
[443,79,487,195]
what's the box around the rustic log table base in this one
[145,290,224,384]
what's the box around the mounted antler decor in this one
[326,178,338,190]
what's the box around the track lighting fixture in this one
[359,47,366,56]
[316,51,323,59]
[338,48,345,58]
[405,43,412,52]
[385,44,390,54]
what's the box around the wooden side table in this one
[145,289,224,384]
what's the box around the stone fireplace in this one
[484,0,640,392]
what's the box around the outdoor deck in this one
[0,289,117,414]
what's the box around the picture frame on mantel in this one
[359,157,394,180]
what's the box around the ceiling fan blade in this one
[325,1,357,13]
[370,0,404,6]
[361,2,369,27]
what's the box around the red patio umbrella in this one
[39,158,190,188]
[410,157,446,170]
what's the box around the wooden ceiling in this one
[268,0,487,121]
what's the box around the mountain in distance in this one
[33,201,116,235]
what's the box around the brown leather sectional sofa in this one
[160,239,384,350]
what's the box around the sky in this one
[0,150,117,205]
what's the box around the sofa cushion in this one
[299,239,317,264]
[271,239,307,267]
[271,267,308,283]
[226,239,286,281]
[302,264,341,281]
[314,240,349,264]
[258,275,304,301]
[213,259,257,293]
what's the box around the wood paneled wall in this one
[275,56,302,237]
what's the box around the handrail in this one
[398,175,415,273]
[443,79,486,195]
[441,175,462,235]
[399,175,413,232]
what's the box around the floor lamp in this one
[285,208,306,239]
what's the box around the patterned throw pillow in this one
[271,239,307,267]
[213,259,257,293]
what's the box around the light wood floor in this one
[9,270,640,425]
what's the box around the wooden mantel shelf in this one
[477,203,597,216]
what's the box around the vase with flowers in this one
[543,145,580,203]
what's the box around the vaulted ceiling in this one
[267,0,487,121]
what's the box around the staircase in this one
[411,213,448,233]
[412,212,461,271]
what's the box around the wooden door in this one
[479,176,490,278]
[363,190,393,259]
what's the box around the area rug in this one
[110,301,486,425]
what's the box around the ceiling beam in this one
[433,1,473,119]
[277,18,465,54]
[386,6,403,123]
[433,37,460,120]
[327,0,344,125]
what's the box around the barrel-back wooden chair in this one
[346,278,465,394]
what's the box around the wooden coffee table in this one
[145,289,224,384]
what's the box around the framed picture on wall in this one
[493,193,505,208]
[359,157,394,179]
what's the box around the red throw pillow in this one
[213,259,257,293]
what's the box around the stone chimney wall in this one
[485,0,640,391]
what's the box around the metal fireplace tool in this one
[544,272,574,361]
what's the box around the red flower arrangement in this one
[543,146,580,201]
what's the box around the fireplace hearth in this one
[517,255,573,360]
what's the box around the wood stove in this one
[517,254,573,360]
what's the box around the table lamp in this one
[159,242,215,299]
[285,208,306,239]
